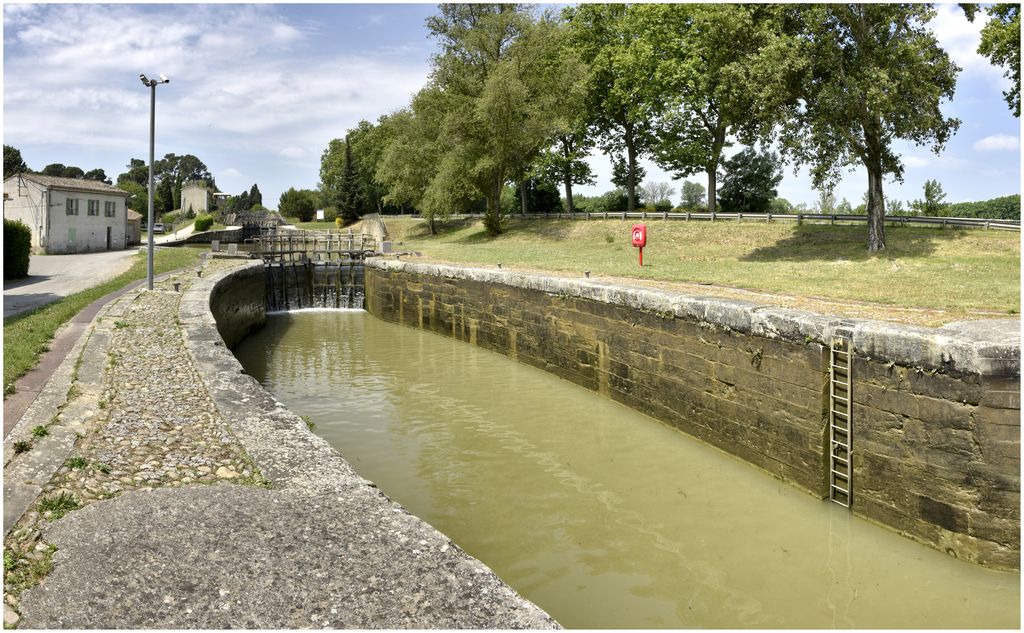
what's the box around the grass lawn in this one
[3,247,203,396]
[384,217,1020,323]
[291,220,340,231]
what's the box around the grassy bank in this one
[4,247,203,396]
[383,217,1020,320]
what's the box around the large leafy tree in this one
[4,145,28,175]
[717,148,783,213]
[632,3,800,217]
[83,168,111,184]
[278,187,318,222]
[533,129,594,215]
[680,181,706,209]
[319,138,347,209]
[347,119,389,215]
[425,3,530,234]
[977,4,1020,116]
[564,3,655,213]
[375,90,458,234]
[422,4,581,234]
[779,4,960,252]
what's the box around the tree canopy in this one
[717,148,783,213]
[4,145,28,176]
[635,3,801,216]
[778,3,960,251]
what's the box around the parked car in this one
[152,222,165,234]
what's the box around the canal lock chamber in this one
[207,259,1020,628]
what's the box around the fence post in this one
[642,211,647,220]
[686,212,691,221]
[604,211,608,220]
[767,213,772,223]
[797,213,803,226]
[663,211,668,220]
[831,214,835,225]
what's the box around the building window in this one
[66,198,79,215]
[104,201,116,217]
[88,200,99,216]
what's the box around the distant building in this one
[126,209,142,245]
[3,173,131,253]
[181,180,224,215]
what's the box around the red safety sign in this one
[631,223,646,266]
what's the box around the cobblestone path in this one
[4,262,265,625]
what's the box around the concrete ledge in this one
[367,259,1020,377]
[180,261,557,628]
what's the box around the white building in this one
[3,173,131,254]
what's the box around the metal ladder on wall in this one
[829,334,853,508]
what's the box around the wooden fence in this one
[387,211,1020,231]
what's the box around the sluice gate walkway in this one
[250,231,377,311]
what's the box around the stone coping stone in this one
[368,259,1020,377]
[178,260,558,629]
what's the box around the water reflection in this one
[234,311,1020,629]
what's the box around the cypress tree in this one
[338,139,362,225]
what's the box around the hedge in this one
[194,214,214,232]
[4,218,31,279]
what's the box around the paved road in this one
[3,250,138,319]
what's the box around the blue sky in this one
[3,2,1020,210]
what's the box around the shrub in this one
[653,200,673,214]
[323,206,339,222]
[194,214,214,232]
[335,216,343,229]
[4,218,31,279]
[161,211,181,226]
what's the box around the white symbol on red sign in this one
[632,229,642,242]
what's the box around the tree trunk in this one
[427,216,436,235]
[561,137,575,214]
[484,175,504,235]
[866,166,886,252]
[707,168,718,218]
[624,123,637,212]
[706,124,726,218]
[519,179,528,215]
[564,176,575,215]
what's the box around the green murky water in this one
[234,311,1020,629]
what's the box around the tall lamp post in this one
[139,73,169,290]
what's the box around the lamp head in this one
[139,74,149,86]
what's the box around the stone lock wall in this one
[209,262,266,349]
[364,260,1020,570]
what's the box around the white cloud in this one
[973,134,1020,151]
[3,4,428,159]
[900,154,969,169]
[368,14,386,26]
[930,4,1010,89]
[221,168,242,178]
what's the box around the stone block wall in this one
[209,262,265,349]
[364,260,1020,570]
